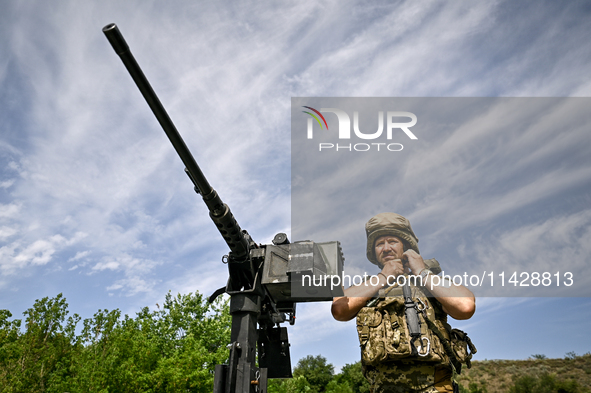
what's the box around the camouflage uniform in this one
[358,213,465,393]
[357,284,456,393]
[364,361,454,393]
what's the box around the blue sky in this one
[1,0,591,372]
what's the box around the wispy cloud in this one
[1,0,590,365]
[0,232,87,275]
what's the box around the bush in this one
[564,352,578,360]
[509,373,581,393]
[459,381,488,393]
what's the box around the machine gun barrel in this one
[102,23,249,260]
[103,25,345,391]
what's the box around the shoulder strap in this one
[421,316,463,374]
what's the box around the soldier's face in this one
[374,235,405,267]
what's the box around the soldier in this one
[331,213,476,393]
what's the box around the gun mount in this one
[102,23,343,393]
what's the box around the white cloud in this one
[68,250,90,262]
[0,203,21,219]
[0,232,87,275]
[91,253,162,296]
[0,226,17,240]
[92,260,120,272]
[1,0,591,367]
[457,210,591,296]
[0,180,14,189]
[106,276,156,296]
[14,237,62,265]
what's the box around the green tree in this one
[268,375,314,393]
[293,355,334,393]
[324,379,353,393]
[0,291,230,393]
[0,293,80,393]
[67,291,230,392]
[0,309,23,391]
[335,362,369,393]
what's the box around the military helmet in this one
[365,212,419,265]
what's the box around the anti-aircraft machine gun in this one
[102,24,344,393]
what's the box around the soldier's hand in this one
[381,259,405,280]
[403,249,427,275]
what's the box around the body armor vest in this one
[356,281,476,373]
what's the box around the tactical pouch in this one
[449,328,477,369]
[356,307,389,365]
[357,295,448,366]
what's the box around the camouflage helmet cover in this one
[366,212,419,265]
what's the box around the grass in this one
[456,353,591,393]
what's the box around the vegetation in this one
[268,355,369,393]
[1,295,590,392]
[457,353,591,393]
[0,292,230,392]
